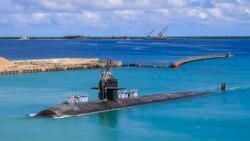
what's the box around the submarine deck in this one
[36,92,208,118]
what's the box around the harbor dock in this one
[0,57,122,75]
[169,53,233,68]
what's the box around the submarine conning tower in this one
[92,59,124,101]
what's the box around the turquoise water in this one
[0,40,250,140]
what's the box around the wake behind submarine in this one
[36,59,210,118]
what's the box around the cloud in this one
[82,11,101,23]
[246,8,250,16]
[209,8,223,19]
[167,0,187,7]
[188,9,208,20]
[36,0,73,12]
[0,0,249,36]
[0,0,25,13]
[114,10,142,21]
[30,13,49,22]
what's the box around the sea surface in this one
[0,39,250,141]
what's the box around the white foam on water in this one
[151,42,165,45]
[209,85,250,93]
[52,106,136,119]
[227,85,250,91]
[53,115,72,119]
[133,47,147,50]
[29,113,37,117]
[117,41,135,44]
[117,41,152,46]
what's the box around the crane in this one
[157,25,169,39]
[146,29,154,38]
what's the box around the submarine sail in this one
[92,59,124,101]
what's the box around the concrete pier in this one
[36,92,207,118]
[0,58,122,75]
[169,53,233,68]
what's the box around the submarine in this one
[36,59,208,118]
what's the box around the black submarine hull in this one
[36,92,207,118]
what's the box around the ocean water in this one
[0,39,250,141]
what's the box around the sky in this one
[0,0,250,37]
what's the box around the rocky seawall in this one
[0,57,122,75]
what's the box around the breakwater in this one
[169,53,233,68]
[0,58,122,75]
[122,63,166,68]
[36,92,207,118]
[122,53,233,68]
